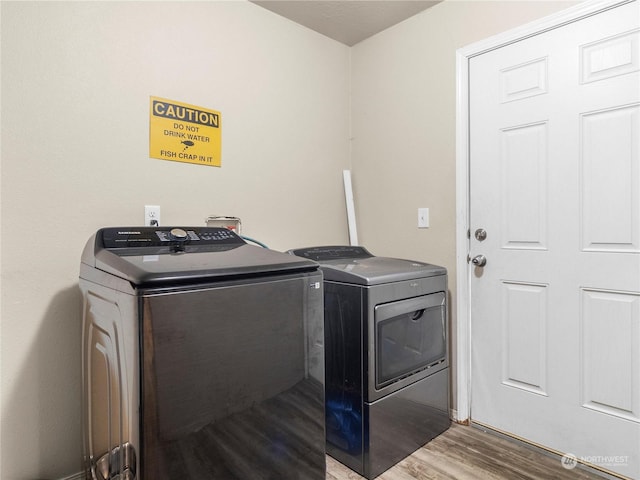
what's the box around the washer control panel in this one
[101,227,243,250]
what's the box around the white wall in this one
[0,2,350,478]
[351,0,579,411]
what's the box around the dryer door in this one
[374,292,447,395]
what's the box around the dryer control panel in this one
[289,245,373,261]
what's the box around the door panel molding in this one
[580,103,640,252]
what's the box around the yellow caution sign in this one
[149,96,221,167]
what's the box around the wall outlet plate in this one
[145,205,160,226]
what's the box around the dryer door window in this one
[375,292,446,389]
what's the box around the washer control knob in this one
[169,228,188,241]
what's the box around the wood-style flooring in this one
[326,423,607,480]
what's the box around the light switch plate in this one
[418,208,429,228]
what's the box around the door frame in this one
[454,0,635,423]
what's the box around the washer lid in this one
[289,246,446,285]
[82,227,318,286]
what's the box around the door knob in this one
[471,255,487,267]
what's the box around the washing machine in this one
[80,227,325,480]
[289,246,450,479]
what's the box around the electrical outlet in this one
[145,205,160,226]
[418,208,429,228]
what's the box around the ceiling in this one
[251,1,442,46]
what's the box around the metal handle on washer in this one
[94,443,137,480]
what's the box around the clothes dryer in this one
[289,246,450,479]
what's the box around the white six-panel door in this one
[468,1,639,478]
